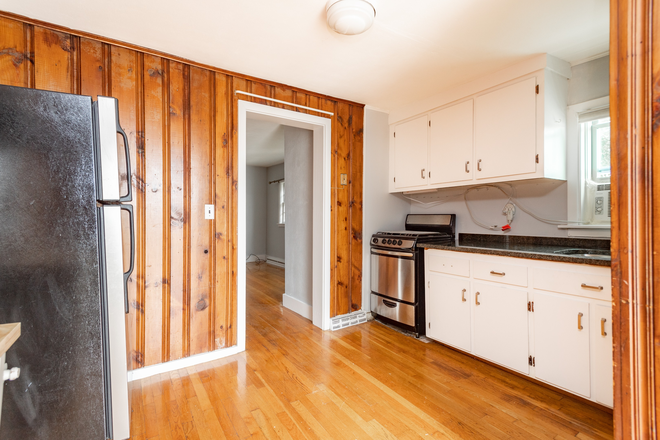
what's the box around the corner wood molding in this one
[610,0,659,437]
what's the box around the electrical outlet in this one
[502,202,516,224]
[205,204,214,220]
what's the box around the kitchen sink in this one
[553,249,611,260]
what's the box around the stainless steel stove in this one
[370,214,456,337]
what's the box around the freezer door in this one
[94,96,132,203]
[98,206,130,440]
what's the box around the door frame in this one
[236,100,333,352]
[610,0,659,436]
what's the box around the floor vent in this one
[331,310,369,331]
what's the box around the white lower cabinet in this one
[426,273,471,352]
[534,292,591,397]
[592,304,613,407]
[425,249,613,407]
[473,282,529,374]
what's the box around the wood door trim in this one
[610,0,659,437]
[0,10,365,108]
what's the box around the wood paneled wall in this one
[0,13,364,370]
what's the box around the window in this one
[564,97,611,236]
[278,181,285,225]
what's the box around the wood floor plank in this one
[130,262,613,440]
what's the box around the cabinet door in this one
[474,77,537,180]
[426,273,471,351]
[473,282,529,374]
[534,292,591,397]
[428,100,473,185]
[393,115,428,189]
[592,304,613,407]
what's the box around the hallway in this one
[128,262,613,439]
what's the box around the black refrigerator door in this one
[0,85,108,439]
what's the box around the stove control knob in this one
[398,240,403,245]
[387,239,392,245]
[372,238,378,244]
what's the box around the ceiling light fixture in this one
[326,0,377,36]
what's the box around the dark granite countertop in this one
[421,234,611,267]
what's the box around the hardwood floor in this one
[128,262,613,439]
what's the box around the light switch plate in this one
[340,174,347,185]
[205,204,214,219]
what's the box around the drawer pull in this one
[475,291,480,306]
[601,318,607,336]
[578,312,584,330]
[461,288,466,302]
[490,270,506,276]
[581,283,603,291]
[382,299,397,309]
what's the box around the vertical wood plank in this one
[274,86,294,110]
[79,38,104,98]
[161,59,172,362]
[250,81,271,105]
[189,66,213,355]
[111,46,142,369]
[168,61,186,361]
[335,101,351,317]
[317,98,338,318]
[143,54,165,367]
[214,72,231,349]
[0,17,28,87]
[230,76,246,347]
[33,26,74,93]
[349,105,364,312]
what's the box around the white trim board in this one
[239,100,333,345]
[282,294,313,320]
[266,255,285,267]
[127,345,243,382]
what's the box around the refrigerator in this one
[0,84,134,439]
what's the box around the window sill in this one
[557,224,611,238]
[278,224,285,228]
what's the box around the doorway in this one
[236,100,333,352]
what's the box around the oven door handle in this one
[371,249,414,258]
[382,299,398,308]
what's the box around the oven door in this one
[370,248,416,304]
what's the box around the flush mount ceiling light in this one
[326,0,377,35]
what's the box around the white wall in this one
[266,163,285,261]
[246,165,267,258]
[362,108,411,309]
[568,56,609,106]
[284,127,313,306]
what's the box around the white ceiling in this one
[246,118,284,168]
[3,0,609,112]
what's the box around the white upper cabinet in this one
[474,77,537,180]
[428,100,474,185]
[392,115,428,190]
[388,55,570,193]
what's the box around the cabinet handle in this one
[581,283,603,291]
[475,291,480,306]
[477,159,482,171]
[465,161,470,173]
[490,270,505,276]
[461,288,466,302]
[421,168,426,179]
[578,312,583,330]
[601,318,607,336]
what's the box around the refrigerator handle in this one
[120,204,135,314]
[116,104,133,203]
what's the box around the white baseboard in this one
[246,254,266,263]
[127,345,244,382]
[282,293,312,320]
[266,255,285,267]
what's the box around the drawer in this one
[473,259,528,287]
[533,267,611,300]
[371,294,416,326]
[426,251,470,277]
